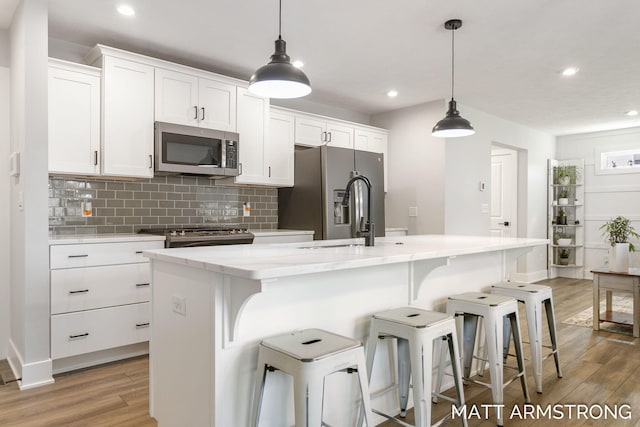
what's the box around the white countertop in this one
[49,233,166,245]
[144,234,548,280]
[250,229,314,237]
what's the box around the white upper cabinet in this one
[235,87,268,185]
[155,68,236,132]
[294,114,354,148]
[355,128,388,191]
[101,56,155,178]
[266,110,295,187]
[48,59,101,176]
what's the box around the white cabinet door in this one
[355,128,388,191]
[102,56,155,178]
[294,115,326,146]
[199,77,237,132]
[48,60,101,176]
[267,111,294,187]
[326,122,354,149]
[155,68,199,126]
[235,87,269,185]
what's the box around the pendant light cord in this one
[451,25,455,100]
[278,0,282,39]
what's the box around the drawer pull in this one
[136,283,150,287]
[69,332,89,339]
[136,322,150,329]
[136,251,143,254]
[68,254,89,258]
[69,289,89,294]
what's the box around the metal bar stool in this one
[363,307,467,427]
[436,292,530,427]
[251,328,375,427]
[490,282,562,393]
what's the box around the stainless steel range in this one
[139,227,254,248]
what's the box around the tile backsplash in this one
[49,175,278,236]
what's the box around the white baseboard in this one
[510,269,549,283]
[52,342,149,375]
[8,339,54,390]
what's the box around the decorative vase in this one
[559,176,570,186]
[557,216,567,225]
[608,243,630,272]
[558,198,569,205]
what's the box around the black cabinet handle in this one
[201,107,205,121]
[136,283,150,287]
[68,254,89,258]
[93,150,98,166]
[194,106,198,119]
[69,289,89,294]
[135,251,143,254]
[136,323,150,328]
[69,333,89,339]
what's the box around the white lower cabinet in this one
[51,303,151,359]
[49,238,163,370]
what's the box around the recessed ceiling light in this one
[387,90,398,98]
[625,110,638,116]
[117,4,135,16]
[561,67,579,77]
[292,60,304,69]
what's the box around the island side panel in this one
[150,260,216,426]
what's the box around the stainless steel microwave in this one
[154,122,239,177]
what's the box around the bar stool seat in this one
[364,307,467,427]
[251,328,374,426]
[490,282,562,393]
[437,292,530,427]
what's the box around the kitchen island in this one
[144,234,547,426]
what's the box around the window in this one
[595,145,640,175]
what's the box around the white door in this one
[294,115,326,146]
[490,148,518,237]
[325,122,354,149]
[198,77,236,131]
[266,111,295,186]
[154,68,199,126]
[235,87,267,184]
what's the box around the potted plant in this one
[555,232,572,246]
[556,208,567,225]
[600,216,640,272]
[555,164,581,185]
[557,189,569,205]
[558,248,570,265]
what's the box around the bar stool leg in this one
[397,338,411,417]
[461,314,479,380]
[483,312,505,427]
[544,297,563,379]
[409,338,429,427]
[446,332,469,427]
[251,355,268,426]
[509,312,531,403]
[524,299,543,393]
[354,350,375,427]
[433,337,447,404]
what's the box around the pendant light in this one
[249,0,311,99]
[432,19,475,138]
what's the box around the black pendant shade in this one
[249,37,311,99]
[248,0,311,99]
[432,19,475,138]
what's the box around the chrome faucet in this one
[342,175,375,246]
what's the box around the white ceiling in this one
[7,1,640,135]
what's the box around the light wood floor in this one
[1,277,638,426]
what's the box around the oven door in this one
[155,122,227,175]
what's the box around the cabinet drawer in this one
[51,264,151,314]
[51,303,150,359]
[50,241,164,269]
[597,274,638,292]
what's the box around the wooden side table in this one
[591,267,640,337]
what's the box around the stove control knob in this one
[180,230,186,236]
[170,230,177,236]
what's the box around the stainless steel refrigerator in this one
[279,146,385,240]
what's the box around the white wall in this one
[372,100,446,234]
[0,66,9,359]
[557,127,640,277]
[0,30,9,67]
[8,0,52,388]
[373,101,555,281]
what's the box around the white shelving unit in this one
[548,159,585,278]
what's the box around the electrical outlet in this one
[171,296,186,316]
[408,207,418,217]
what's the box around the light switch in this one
[408,207,418,217]
[481,203,489,214]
